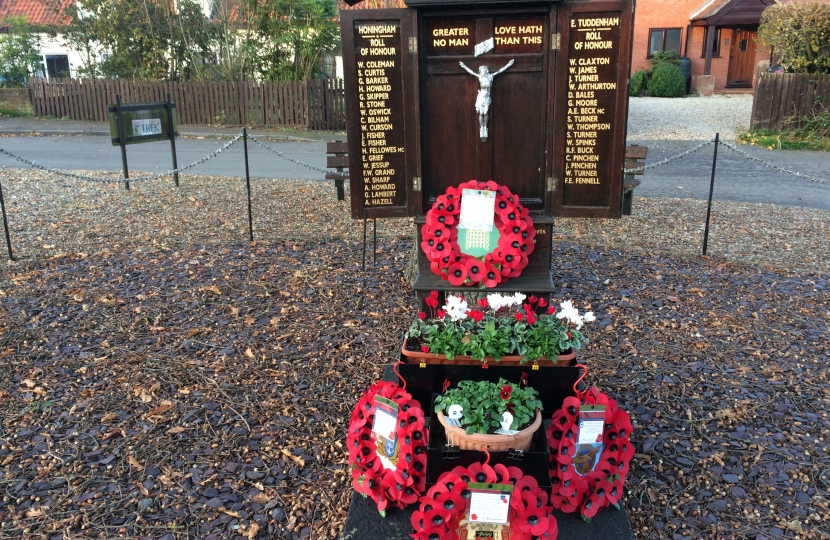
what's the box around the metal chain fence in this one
[623,138,830,186]
[623,139,715,174]
[247,134,339,175]
[0,135,242,184]
[718,140,830,186]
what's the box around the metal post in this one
[243,128,253,242]
[373,218,377,265]
[115,94,130,190]
[702,133,719,256]
[362,217,367,271]
[166,92,179,187]
[0,177,14,261]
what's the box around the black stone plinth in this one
[342,490,635,540]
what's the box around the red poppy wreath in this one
[410,460,559,540]
[546,385,634,521]
[421,180,535,287]
[347,378,429,514]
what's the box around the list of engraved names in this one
[355,23,406,208]
[563,15,621,207]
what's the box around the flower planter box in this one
[426,394,552,489]
[401,335,576,366]
[436,409,542,452]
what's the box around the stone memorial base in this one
[342,490,636,540]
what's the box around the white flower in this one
[487,293,506,311]
[556,300,579,321]
[512,293,526,306]
[583,311,596,323]
[444,295,469,322]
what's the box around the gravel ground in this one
[1,234,828,540]
[627,95,754,141]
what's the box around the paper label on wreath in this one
[572,404,605,476]
[459,189,496,232]
[372,396,400,470]
[468,483,513,525]
[458,519,510,539]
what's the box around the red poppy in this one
[466,462,496,484]
[526,312,537,325]
[436,309,446,319]
[434,489,465,517]
[425,296,439,309]
[442,379,451,393]
[463,258,486,282]
[515,493,550,536]
[418,311,426,320]
[493,463,510,484]
[421,345,430,353]
[537,298,547,308]
[481,264,502,288]
[547,305,556,315]
[528,295,538,304]
[499,385,513,400]
[447,263,468,286]
[514,312,524,322]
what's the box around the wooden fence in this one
[29,77,346,130]
[751,73,830,131]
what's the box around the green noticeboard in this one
[108,101,178,146]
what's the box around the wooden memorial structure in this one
[341,0,633,302]
[340,1,637,537]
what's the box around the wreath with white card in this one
[421,180,535,288]
[346,369,429,514]
[410,451,559,540]
[546,367,634,520]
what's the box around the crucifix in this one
[459,59,515,141]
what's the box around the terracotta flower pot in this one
[436,409,542,452]
[402,337,576,367]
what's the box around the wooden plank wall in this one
[29,78,347,130]
[751,73,830,131]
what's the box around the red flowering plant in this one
[407,292,596,363]
[434,378,543,435]
[410,459,559,540]
[421,180,535,288]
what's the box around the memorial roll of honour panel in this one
[340,0,634,302]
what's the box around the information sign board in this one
[108,101,178,146]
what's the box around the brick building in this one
[630,0,828,94]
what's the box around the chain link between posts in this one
[247,134,339,175]
[718,140,830,186]
[0,135,242,184]
[623,137,830,186]
[622,139,715,174]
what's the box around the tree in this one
[0,16,43,87]
[61,0,215,80]
[248,0,339,80]
[759,3,830,74]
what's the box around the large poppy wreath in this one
[546,387,634,520]
[347,380,429,514]
[410,462,559,540]
[421,180,535,287]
